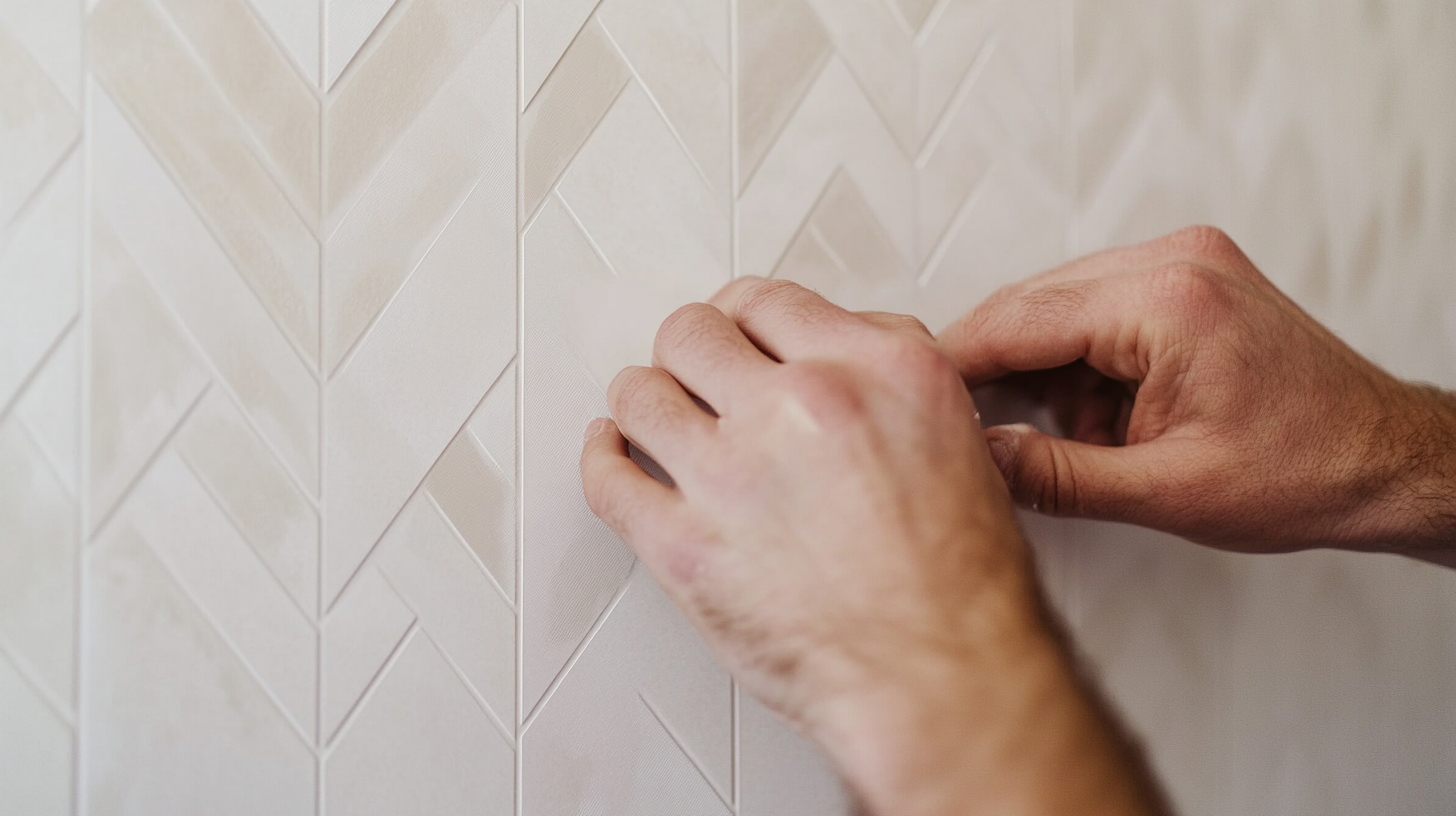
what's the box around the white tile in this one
[739,693,848,816]
[123,451,318,736]
[0,0,81,109]
[802,0,915,151]
[468,359,516,487]
[0,154,78,411]
[325,7,515,371]
[323,564,414,740]
[0,650,72,816]
[425,423,516,602]
[377,498,515,725]
[176,390,319,616]
[243,0,321,86]
[522,0,599,106]
[88,214,210,525]
[0,419,76,706]
[91,87,320,493]
[85,529,314,816]
[325,0,400,89]
[15,328,79,496]
[736,0,832,191]
[0,22,78,228]
[327,171,516,601]
[327,634,513,816]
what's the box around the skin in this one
[579,225,1456,815]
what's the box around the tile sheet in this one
[0,1,1453,814]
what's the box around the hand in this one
[939,226,1456,562]
[581,279,1167,816]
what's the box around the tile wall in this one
[0,0,1452,813]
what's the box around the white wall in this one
[0,0,1452,814]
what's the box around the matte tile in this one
[468,359,516,488]
[0,21,78,228]
[242,0,320,86]
[0,650,72,816]
[0,0,81,109]
[327,634,513,816]
[14,328,79,497]
[739,693,849,816]
[425,422,516,602]
[323,564,414,740]
[85,529,315,816]
[522,0,598,106]
[736,0,831,192]
[325,0,399,89]
[802,0,915,151]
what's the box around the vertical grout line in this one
[316,2,328,814]
[516,10,529,752]
[728,0,742,810]
[76,3,92,810]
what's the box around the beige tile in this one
[0,418,76,706]
[0,21,78,230]
[0,153,78,411]
[0,0,82,109]
[92,87,320,492]
[155,0,321,216]
[241,0,320,86]
[0,651,72,816]
[88,214,209,525]
[89,0,321,363]
[803,0,915,151]
[425,426,515,602]
[325,0,400,89]
[736,0,831,192]
[890,0,938,33]
[326,0,505,214]
[124,450,318,736]
[521,19,632,217]
[325,5,514,371]
[467,359,515,488]
[327,634,513,816]
[326,175,516,601]
[377,497,515,726]
[773,170,906,307]
[914,0,1001,141]
[15,329,80,497]
[322,565,414,741]
[85,528,314,815]
[598,0,731,197]
[522,0,599,106]
[176,390,319,617]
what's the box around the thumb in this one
[984,424,1152,520]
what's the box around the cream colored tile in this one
[85,528,314,815]
[468,359,516,488]
[124,450,317,736]
[521,18,632,217]
[914,0,1001,141]
[88,214,209,525]
[15,328,79,497]
[326,174,516,601]
[242,0,320,86]
[326,0,505,214]
[739,57,914,279]
[92,87,320,492]
[325,6,514,371]
[155,0,321,216]
[325,0,399,89]
[558,81,729,290]
[522,0,598,106]
[89,0,321,363]
[327,634,513,816]
[377,498,515,725]
[0,154,78,411]
[740,693,848,816]
[0,0,82,109]
[737,0,831,191]
[803,0,915,151]
[890,0,938,33]
[425,425,515,601]
[598,0,731,196]
[773,170,907,309]
[0,651,72,816]
[323,565,414,740]
[680,0,729,77]
[0,22,78,228]
[176,390,319,616]
[0,418,76,706]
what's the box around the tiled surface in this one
[0,1,1453,814]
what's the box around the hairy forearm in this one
[810,587,1170,816]
[1378,383,1456,564]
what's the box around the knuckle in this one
[609,366,660,414]
[655,302,718,354]
[880,335,955,390]
[1151,263,1238,321]
[736,279,810,324]
[1166,224,1241,260]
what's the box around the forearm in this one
[809,589,1170,816]
[1375,383,1456,564]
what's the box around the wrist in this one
[1350,382,1456,559]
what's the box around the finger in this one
[984,423,1169,522]
[608,366,717,477]
[652,303,776,414]
[855,311,934,339]
[581,418,682,547]
[937,275,1152,388]
[707,276,767,315]
[716,279,872,361]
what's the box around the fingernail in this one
[584,418,610,440]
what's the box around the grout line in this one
[76,52,93,816]
[514,3,526,810]
[422,492,519,615]
[518,0,608,114]
[639,692,735,813]
[555,192,621,278]
[316,7,329,814]
[322,621,418,753]
[0,314,80,429]
[914,34,999,169]
[521,77,630,227]
[0,635,76,731]
[518,560,637,737]
[0,137,81,257]
[735,47,833,198]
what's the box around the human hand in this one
[939,226,1456,562]
[581,280,1166,816]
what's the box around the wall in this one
[0,0,1453,814]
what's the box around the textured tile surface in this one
[1,1,1454,814]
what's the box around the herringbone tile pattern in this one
[1,0,1454,814]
